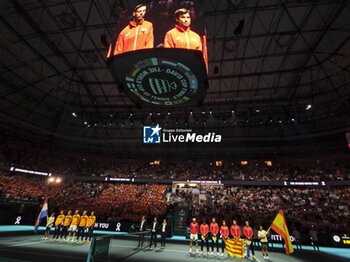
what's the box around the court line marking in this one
[7,240,45,248]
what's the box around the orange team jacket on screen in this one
[114,19,153,55]
[86,215,96,228]
[55,214,65,226]
[164,25,202,51]
[71,214,81,226]
[63,215,73,227]
[79,215,88,227]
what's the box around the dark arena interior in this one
[0,0,350,262]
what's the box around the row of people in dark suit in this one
[137,216,168,249]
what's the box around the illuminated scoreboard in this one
[107,0,208,108]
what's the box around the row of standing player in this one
[107,4,203,57]
[41,210,96,243]
[189,218,271,260]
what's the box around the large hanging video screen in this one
[107,0,208,107]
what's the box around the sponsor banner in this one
[173,207,189,235]
[93,221,128,232]
[270,234,296,243]
[332,234,350,247]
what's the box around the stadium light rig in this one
[48,177,62,184]
[10,167,50,176]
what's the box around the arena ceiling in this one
[0,0,350,156]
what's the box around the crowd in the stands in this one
[1,136,349,232]
[0,170,168,222]
[0,169,349,232]
[171,184,350,233]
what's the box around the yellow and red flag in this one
[225,238,244,258]
[270,209,294,255]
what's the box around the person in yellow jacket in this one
[52,210,65,240]
[163,8,202,51]
[68,210,80,242]
[77,210,88,242]
[84,211,96,243]
[61,210,72,241]
[107,4,153,57]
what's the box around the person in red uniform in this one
[230,219,241,240]
[210,217,219,255]
[189,217,199,254]
[243,220,256,259]
[163,8,202,51]
[108,4,154,57]
[200,220,209,254]
[220,220,229,256]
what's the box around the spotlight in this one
[72,112,77,117]
[48,177,54,183]
[168,111,171,115]
[306,104,312,110]
[256,109,260,113]
[84,121,87,125]
[56,178,62,183]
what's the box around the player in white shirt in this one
[258,225,270,260]
[42,213,55,240]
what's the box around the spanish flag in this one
[270,209,294,255]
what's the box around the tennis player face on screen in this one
[133,5,147,22]
[176,12,191,28]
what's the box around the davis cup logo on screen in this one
[143,125,162,144]
[126,57,198,106]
